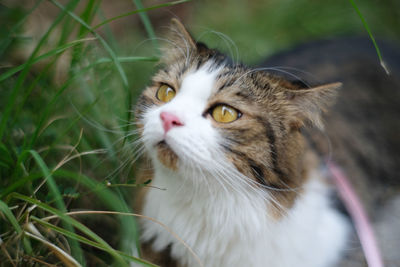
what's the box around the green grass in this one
[0,0,399,266]
[0,0,181,266]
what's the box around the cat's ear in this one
[169,18,197,50]
[284,82,341,129]
[161,18,197,62]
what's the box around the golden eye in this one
[211,104,241,123]
[156,84,176,102]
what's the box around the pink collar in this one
[326,160,384,267]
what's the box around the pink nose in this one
[160,112,183,133]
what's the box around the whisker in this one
[70,102,126,134]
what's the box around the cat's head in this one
[135,19,340,203]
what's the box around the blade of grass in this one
[4,169,135,220]
[72,76,119,161]
[24,231,81,267]
[0,173,42,199]
[42,210,204,267]
[31,216,102,248]
[0,142,13,166]
[24,59,102,151]
[9,50,137,178]
[0,0,44,57]
[0,38,95,83]
[92,0,191,30]
[29,150,85,265]
[47,100,100,155]
[31,216,158,267]
[29,150,66,205]
[77,0,100,37]
[10,64,97,180]
[348,0,390,75]
[132,0,159,54]
[11,193,128,266]
[96,8,120,51]
[0,244,16,267]
[50,0,129,88]
[0,162,10,169]
[0,200,32,254]
[71,0,102,67]
[10,59,56,132]
[50,0,133,138]
[7,50,87,151]
[2,168,141,262]
[0,201,22,233]
[71,6,122,164]
[0,0,80,141]
[53,169,141,258]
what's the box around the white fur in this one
[138,65,349,267]
[140,169,349,267]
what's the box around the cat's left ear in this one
[284,82,342,129]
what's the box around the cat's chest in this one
[140,172,269,265]
[140,171,349,267]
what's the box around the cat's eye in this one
[211,104,241,123]
[156,84,176,102]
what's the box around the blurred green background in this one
[0,0,399,266]
[191,0,400,63]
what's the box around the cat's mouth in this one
[155,140,179,170]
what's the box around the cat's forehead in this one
[179,63,221,101]
[157,58,253,95]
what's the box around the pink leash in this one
[326,160,384,267]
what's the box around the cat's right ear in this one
[160,19,197,62]
[169,18,197,50]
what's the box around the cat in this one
[133,19,400,267]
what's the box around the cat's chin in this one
[155,141,179,170]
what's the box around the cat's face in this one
[135,19,339,204]
[139,62,224,171]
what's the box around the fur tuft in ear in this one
[285,82,341,129]
[160,19,197,63]
[170,18,196,49]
